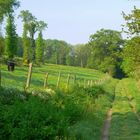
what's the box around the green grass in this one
[0,63,118,139]
[109,79,140,140]
[0,81,117,140]
[1,63,106,91]
[4,63,140,139]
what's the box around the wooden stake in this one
[87,80,90,87]
[57,71,61,88]
[26,63,33,89]
[73,75,76,84]
[90,80,93,87]
[44,73,49,88]
[66,74,70,89]
[84,79,86,88]
[0,58,1,87]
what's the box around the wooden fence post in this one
[44,73,49,88]
[66,74,70,89]
[87,80,90,87]
[73,75,76,84]
[90,80,93,87]
[0,58,1,87]
[84,79,86,88]
[57,71,61,88]
[25,63,33,89]
[78,80,81,87]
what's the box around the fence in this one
[0,63,111,91]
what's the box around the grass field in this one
[109,79,140,140]
[0,63,117,139]
[1,63,106,90]
[1,63,140,139]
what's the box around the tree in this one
[122,37,140,79]
[5,13,17,59]
[22,27,30,63]
[0,35,5,56]
[0,0,20,22]
[35,32,44,64]
[28,17,38,61]
[35,21,47,64]
[19,10,36,63]
[66,46,75,66]
[44,39,70,65]
[122,7,140,79]
[122,6,140,36]
[87,29,123,77]
[74,44,90,67]
[19,10,38,62]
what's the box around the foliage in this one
[5,13,17,59]
[22,25,30,64]
[45,39,70,65]
[122,7,140,80]
[0,35,5,56]
[74,44,90,67]
[0,78,116,140]
[122,6,140,36]
[121,36,140,79]
[0,0,20,22]
[35,20,47,64]
[87,29,123,77]
[35,32,44,64]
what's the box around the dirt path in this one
[101,108,112,140]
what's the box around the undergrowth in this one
[0,79,116,140]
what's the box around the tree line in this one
[0,0,140,79]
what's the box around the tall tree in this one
[5,13,17,59]
[0,35,5,56]
[19,10,38,62]
[88,29,123,77]
[0,0,20,22]
[35,21,47,64]
[0,0,19,58]
[44,39,70,65]
[22,27,30,63]
[18,10,33,63]
[74,44,90,67]
[122,37,140,79]
[122,6,140,36]
[28,17,38,61]
[122,7,140,79]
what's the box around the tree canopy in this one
[0,0,20,22]
[87,29,123,76]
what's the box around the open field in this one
[0,63,118,139]
[1,63,106,90]
[1,64,140,139]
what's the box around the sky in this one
[12,0,140,44]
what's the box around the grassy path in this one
[109,79,140,140]
[101,109,113,140]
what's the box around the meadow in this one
[1,64,140,140]
[0,63,116,139]
[1,63,105,90]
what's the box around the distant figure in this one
[7,61,15,71]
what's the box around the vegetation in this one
[110,79,140,139]
[0,77,117,140]
[1,1,140,139]
[87,29,124,77]
[5,13,17,60]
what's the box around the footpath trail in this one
[101,79,140,140]
[101,108,113,140]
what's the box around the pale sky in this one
[12,0,140,44]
